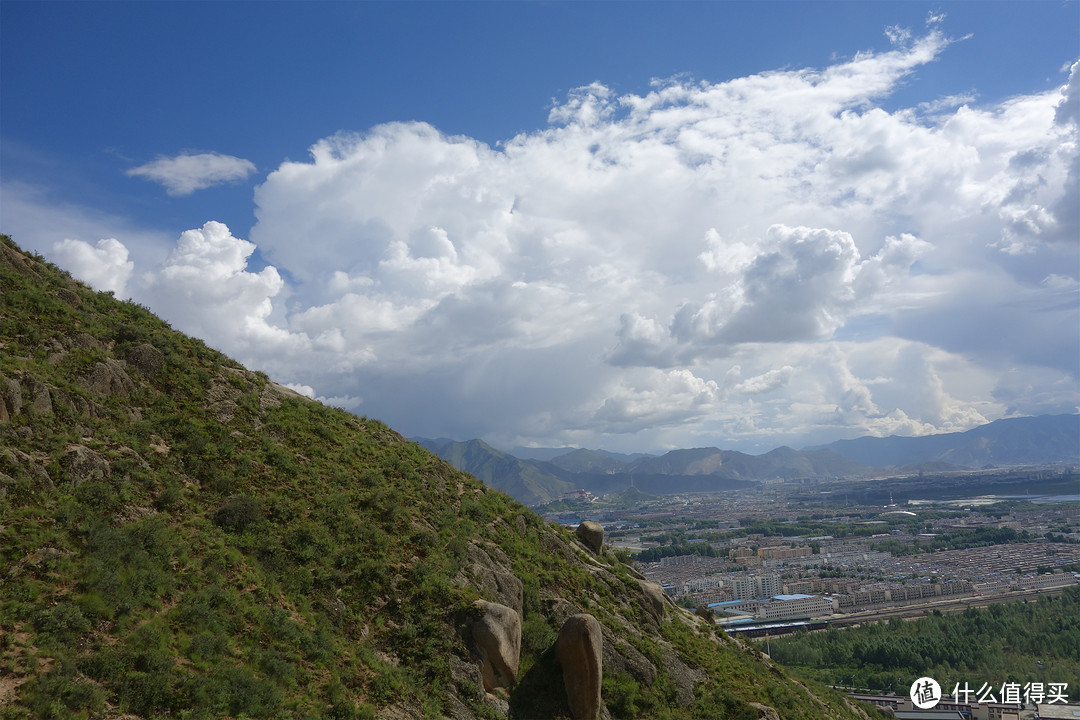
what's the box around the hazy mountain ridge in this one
[412,438,576,505]
[0,237,871,719]
[812,414,1080,468]
[421,415,1078,505]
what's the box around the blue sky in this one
[2,1,1078,454]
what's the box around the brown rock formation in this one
[469,599,521,695]
[575,521,604,553]
[636,579,667,625]
[556,613,603,720]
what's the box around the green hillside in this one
[0,235,870,720]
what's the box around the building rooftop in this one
[772,593,814,601]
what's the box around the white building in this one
[756,594,834,620]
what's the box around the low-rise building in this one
[756,594,833,619]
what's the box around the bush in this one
[24,658,106,720]
[213,495,262,533]
[34,602,90,644]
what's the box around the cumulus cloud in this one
[237,33,1080,450]
[127,152,256,195]
[26,28,1076,453]
[135,222,309,367]
[51,237,134,296]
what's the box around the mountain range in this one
[417,415,1080,505]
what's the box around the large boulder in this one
[23,377,52,417]
[575,521,604,553]
[62,444,109,486]
[126,343,164,376]
[83,359,136,399]
[469,600,521,695]
[636,579,667,625]
[0,375,22,422]
[556,613,603,720]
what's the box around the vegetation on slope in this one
[0,235,869,719]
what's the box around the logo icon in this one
[910,677,941,709]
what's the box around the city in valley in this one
[540,465,1080,631]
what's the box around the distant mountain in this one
[422,416,1078,506]
[812,414,1080,468]
[548,448,629,474]
[413,438,575,505]
[426,440,875,504]
[626,446,868,481]
[507,445,578,461]
[510,445,653,463]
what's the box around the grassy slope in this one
[0,236,868,720]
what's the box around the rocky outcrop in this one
[469,600,521,696]
[83,359,136,399]
[0,375,21,423]
[61,444,109,486]
[0,448,52,488]
[23,376,53,417]
[463,542,523,617]
[575,521,604,553]
[126,343,164,376]
[636,579,667,625]
[750,702,781,720]
[557,613,603,720]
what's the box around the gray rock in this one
[469,600,521,694]
[557,613,603,720]
[602,636,657,689]
[749,702,781,720]
[67,333,100,350]
[57,288,82,308]
[575,521,604,553]
[0,448,51,488]
[20,376,52,417]
[0,375,19,422]
[84,359,136,398]
[636,579,667,625]
[62,444,109,486]
[464,543,523,617]
[126,343,164,376]
[660,646,702,708]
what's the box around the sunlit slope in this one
[0,235,870,719]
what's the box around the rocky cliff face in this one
[0,236,870,719]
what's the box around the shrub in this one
[213,495,262,533]
[34,602,90,644]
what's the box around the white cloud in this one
[50,237,134,296]
[283,382,316,399]
[734,366,795,395]
[18,29,1077,454]
[134,222,310,369]
[127,152,256,196]
[238,35,1080,450]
